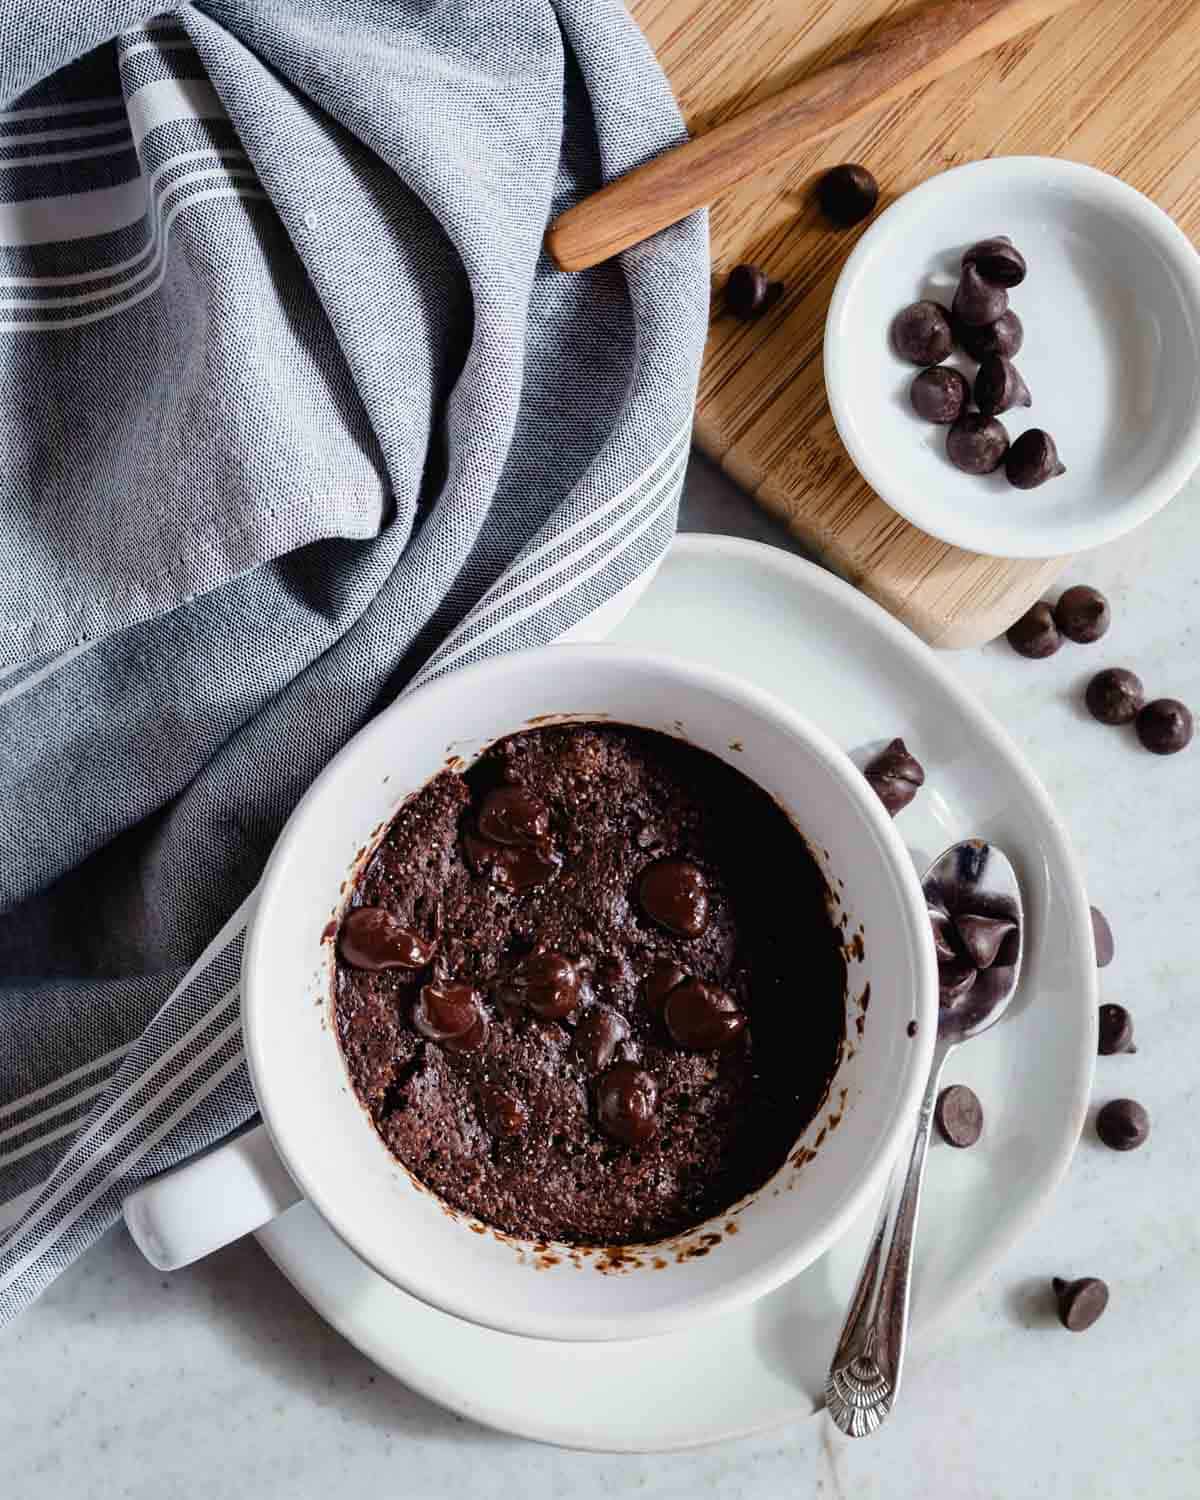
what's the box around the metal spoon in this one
[826,839,1023,1437]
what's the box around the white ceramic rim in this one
[255,534,1098,1449]
[242,642,939,1341]
[825,156,1200,558]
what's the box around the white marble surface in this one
[4,458,1200,1499]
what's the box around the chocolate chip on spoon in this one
[952,262,1009,327]
[1098,1003,1136,1056]
[947,412,1009,475]
[954,913,1017,969]
[974,355,1031,416]
[1085,668,1144,725]
[817,163,879,226]
[1006,601,1061,659]
[938,956,978,1006]
[1135,698,1194,755]
[1054,586,1110,644]
[725,263,784,321]
[934,1083,983,1147]
[961,235,1027,288]
[1052,1276,1109,1332]
[1095,1097,1150,1151]
[863,738,925,816]
[910,366,969,424]
[892,301,953,365]
[1090,905,1114,967]
[929,908,959,963]
[955,309,1024,361]
[1005,429,1065,489]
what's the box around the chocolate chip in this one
[892,301,953,365]
[816,163,879,226]
[1054,586,1110,644]
[464,829,561,893]
[934,1084,983,1147]
[974,356,1031,416]
[413,980,481,1042]
[596,1062,659,1146]
[1085,669,1144,725]
[642,959,687,1017]
[947,412,1009,475]
[1135,698,1194,755]
[481,1086,527,1137]
[498,950,582,1020]
[954,913,1017,969]
[1098,1003,1135,1056]
[952,262,1009,327]
[938,956,978,1006]
[1006,602,1061,659]
[863,738,925,816]
[961,235,1027,288]
[339,907,436,972]
[929,908,959,963]
[477,786,550,847]
[1090,905,1114,967]
[574,1006,629,1072]
[442,1008,490,1055]
[1052,1276,1109,1332]
[638,859,709,937]
[910,366,969,424]
[906,1019,919,1037]
[664,978,747,1051]
[725,264,783,320]
[1095,1097,1149,1151]
[1005,428,1065,489]
[954,308,1024,361]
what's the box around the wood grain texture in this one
[628,0,1200,647]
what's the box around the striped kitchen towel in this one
[0,0,706,1324]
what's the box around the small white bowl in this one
[825,157,1200,558]
[242,645,938,1342]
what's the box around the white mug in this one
[125,645,937,1342]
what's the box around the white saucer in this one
[256,534,1097,1452]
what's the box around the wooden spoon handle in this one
[546,0,1082,272]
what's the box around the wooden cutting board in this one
[628,0,1200,645]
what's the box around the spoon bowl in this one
[924,838,1023,1043]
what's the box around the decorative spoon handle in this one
[825,1037,952,1436]
[546,0,1083,272]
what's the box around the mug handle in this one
[122,1123,301,1271]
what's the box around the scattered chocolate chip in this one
[954,913,1017,970]
[954,308,1024,361]
[725,264,784,320]
[1086,668,1144,726]
[664,978,747,1051]
[339,907,436,972]
[1090,905,1114,967]
[413,980,481,1042]
[1006,601,1061,659]
[642,959,687,1018]
[952,262,1009,327]
[1005,428,1065,489]
[574,1005,629,1072]
[906,1019,919,1038]
[1054,586,1110,644]
[910,366,969,423]
[477,786,550,847]
[974,355,1031,416]
[938,956,978,1006]
[596,1062,659,1146]
[464,830,561,893]
[961,235,1027,288]
[498,950,582,1020]
[480,1086,527,1137]
[892,301,953,365]
[934,1084,983,1147]
[863,738,925,816]
[1095,1097,1149,1151]
[638,859,710,937]
[947,412,1009,475]
[1135,698,1194,755]
[1052,1275,1109,1332]
[1098,1003,1136,1056]
[816,163,879,226]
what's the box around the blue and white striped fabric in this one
[0,1,707,1324]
